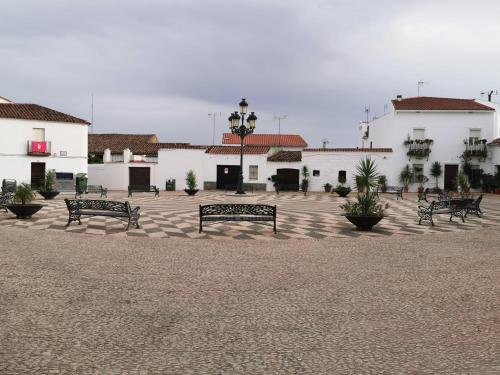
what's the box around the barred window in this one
[249,165,258,180]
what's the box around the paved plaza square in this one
[0,192,499,374]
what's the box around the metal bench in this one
[199,204,277,233]
[128,185,160,197]
[0,193,12,212]
[64,199,140,230]
[465,194,483,218]
[418,188,443,202]
[375,185,403,200]
[1,179,16,194]
[417,199,465,226]
[75,184,108,199]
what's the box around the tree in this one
[430,161,442,190]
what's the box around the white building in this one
[0,96,89,190]
[360,96,500,191]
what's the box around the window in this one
[32,128,45,141]
[55,172,73,180]
[338,170,347,184]
[413,128,425,140]
[313,170,320,177]
[470,165,482,188]
[469,129,481,144]
[249,165,258,180]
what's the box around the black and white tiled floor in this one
[1,191,499,239]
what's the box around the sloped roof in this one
[267,151,302,162]
[206,146,270,155]
[222,133,308,147]
[0,103,90,124]
[304,148,393,152]
[392,97,494,111]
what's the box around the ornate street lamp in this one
[228,98,257,194]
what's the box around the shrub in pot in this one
[377,175,387,193]
[301,165,309,196]
[323,183,332,193]
[6,183,43,219]
[334,184,351,197]
[399,164,413,193]
[341,157,386,231]
[184,170,199,196]
[38,170,60,200]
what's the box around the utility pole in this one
[90,93,94,133]
[273,115,287,147]
[208,112,221,145]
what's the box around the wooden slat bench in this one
[128,185,160,197]
[199,204,277,233]
[417,199,465,226]
[75,185,108,199]
[64,199,140,231]
[375,185,403,200]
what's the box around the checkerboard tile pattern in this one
[1,191,499,239]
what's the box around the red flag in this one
[32,141,47,153]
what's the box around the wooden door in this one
[129,167,150,186]
[444,164,458,191]
[277,168,300,191]
[31,162,46,189]
[216,165,240,190]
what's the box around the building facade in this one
[0,97,89,190]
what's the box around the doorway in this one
[31,162,46,189]
[277,168,300,191]
[217,165,240,190]
[444,164,458,191]
[129,167,150,186]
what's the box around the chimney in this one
[396,95,403,101]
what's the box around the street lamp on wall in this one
[228,98,257,194]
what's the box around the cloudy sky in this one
[1,0,499,146]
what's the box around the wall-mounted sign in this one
[60,151,67,157]
[224,168,229,174]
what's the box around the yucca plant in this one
[354,157,379,193]
[399,164,413,192]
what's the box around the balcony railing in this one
[27,140,51,156]
[463,140,487,159]
[404,139,433,160]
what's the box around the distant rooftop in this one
[392,96,494,111]
[222,133,308,147]
[0,102,90,124]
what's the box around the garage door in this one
[129,167,150,186]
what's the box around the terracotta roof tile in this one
[206,146,270,155]
[222,133,308,147]
[267,151,302,162]
[0,103,90,124]
[304,148,393,153]
[488,138,500,145]
[392,97,494,111]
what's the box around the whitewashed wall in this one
[364,106,497,189]
[0,118,88,184]
[88,163,159,190]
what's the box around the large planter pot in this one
[495,188,500,195]
[184,189,199,196]
[38,191,60,200]
[344,215,383,231]
[6,204,43,219]
[324,185,332,193]
[335,189,351,198]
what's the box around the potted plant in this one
[271,174,283,195]
[355,176,365,193]
[430,161,442,191]
[341,157,386,231]
[377,175,387,193]
[334,184,351,197]
[399,164,413,193]
[6,183,43,219]
[456,170,471,199]
[184,170,199,196]
[301,165,309,196]
[323,183,332,193]
[38,170,60,200]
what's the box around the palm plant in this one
[354,157,379,194]
[301,165,310,196]
[13,183,36,205]
[430,161,442,190]
[399,164,413,192]
[40,170,56,192]
[456,170,470,197]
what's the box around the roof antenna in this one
[417,80,429,96]
[273,114,287,147]
[480,90,498,102]
[364,106,370,123]
[90,93,94,133]
[208,112,222,145]
[321,138,329,149]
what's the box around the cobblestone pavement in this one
[1,191,499,239]
[0,223,499,374]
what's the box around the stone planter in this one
[6,204,43,219]
[38,191,60,200]
[324,185,332,193]
[184,189,199,196]
[344,215,383,231]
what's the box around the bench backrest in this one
[128,185,157,191]
[200,204,275,217]
[65,199,130,214]
[430,200,450,211]
[385,186,402,192]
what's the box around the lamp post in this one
[228,98,257,194]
